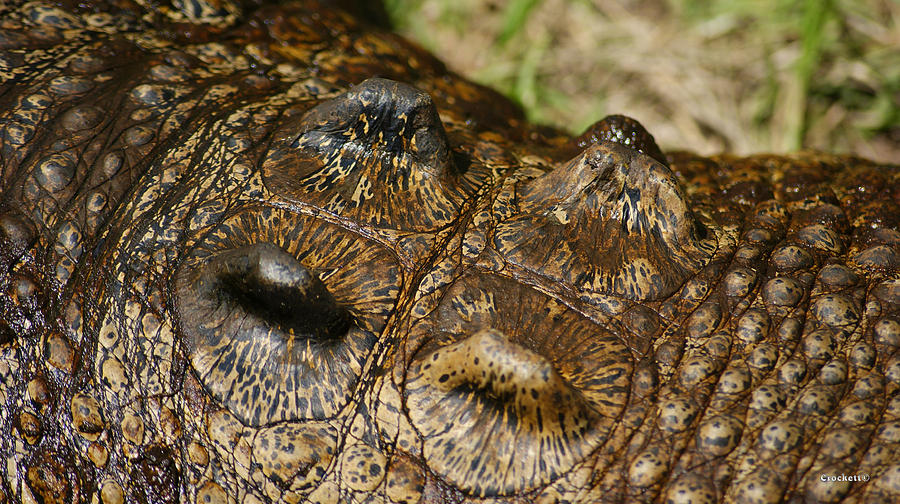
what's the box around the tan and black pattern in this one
[404,273,631,497]
[493,139,717,301]
[1,1,899,503]
[175,207,401,425]
[262,78,487,232]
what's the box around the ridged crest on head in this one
[570,114,669,166]
[495,140,716,300]
[263,77,467,231]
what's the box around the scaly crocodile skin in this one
[1,1,899,503]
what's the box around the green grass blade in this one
[497,0,542,46]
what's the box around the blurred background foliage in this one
[384,0,899,162]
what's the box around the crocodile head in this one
[1,1,899,504]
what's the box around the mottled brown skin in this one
[1,1,900,504]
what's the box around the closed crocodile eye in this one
[174,208,400,426]
[186,242,350,343]
[402,274,632,497]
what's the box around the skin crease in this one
[1,1,900,504]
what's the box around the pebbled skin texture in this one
[1,1,900,503]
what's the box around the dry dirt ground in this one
[387,0,900,163]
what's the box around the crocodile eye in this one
[402,274,632,497]
[185,242,350,341]
[175,208,399,426]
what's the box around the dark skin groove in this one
[1,1,899,503]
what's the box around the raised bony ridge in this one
[263,77,464,231]
[495,139,717,301]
